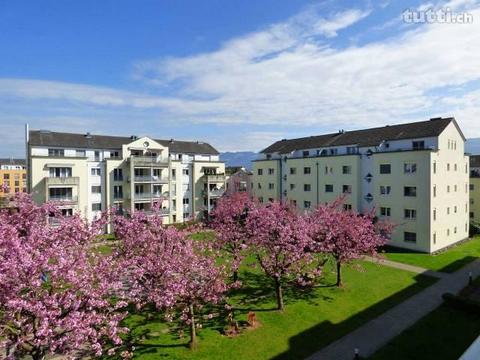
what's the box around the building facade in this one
[469,155,480,224]
[27,129,225,224]
[225,166,253,196]
[0,158,26,206]
[253,117,469,253]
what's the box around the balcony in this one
[202,188,225,198]
[132,156,169,167]
[133,192,169,201]
[46,177,80,186]
[133,175,169,183]
[204,173,226,182]
[48,196,78,204]
[139,208,171,216]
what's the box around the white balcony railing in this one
[48,196,78,203]
[132,156,169,166]
[133,175,169,183]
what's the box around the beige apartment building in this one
[253,117,469,253]
[469,155,480,224]
[27,128,225,224]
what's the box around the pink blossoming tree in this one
[246,202,317,310]
[308,199,392,287]
[112,210,228,349]
[0,194,128,360]
[209,192,255,282]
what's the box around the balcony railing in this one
[132,156,169,167]
[133,175,169,183]
[202,188,225,197]
[134,192,169,200]
[48,196,78,203]
[138,208,171,216]
[46,177,80,186]
[204,173,226,182]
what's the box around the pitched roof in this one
[261,117,460,154]
[29,130,220,155]
[0,158,25,166]
[470,155,480,168]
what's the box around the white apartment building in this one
[27,128,226,224]
[253,117,469,253]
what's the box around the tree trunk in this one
[233,254,239,282]
[274,277,284,310]
[189,304,197,349]
[336,260,342,287]
[233,270,238,283]
[31,349,46,360]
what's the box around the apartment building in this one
[469,155,480,224]
[225,166,253,196]
[253,117,469,253]
[27,129,225,224]
[0,158,26,206]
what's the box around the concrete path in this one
[307,258,480,360]
[363,256,446,279]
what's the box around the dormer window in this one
[412,141,425,150]
[302,150,310,157]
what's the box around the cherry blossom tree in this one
[0,194,128,359]
[209,192,255,282]
[246,201,317,310]
[308,199,392,287]
[112,210,228,349]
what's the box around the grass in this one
[369,303,480,360]
[119,259,437,360]
[383,236,480,273]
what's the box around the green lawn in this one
[120,260,437,360]
[369,303,480,360]
[384,236,480,273]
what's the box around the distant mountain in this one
[467,138,480,155]
[220,152,258,170]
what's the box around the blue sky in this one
[1,0,480,156]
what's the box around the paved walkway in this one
[363,256,446,279]
[307,258,480,360]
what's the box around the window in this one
[182,169,189,175]
[380,164,391,174]
[433,185,437,197]
[91,168,101,176]
[61,208,73,217]
[380,186,391,195]
[433,209,436,220]
[404,209,417,219]
[92,203,102,211]
[113,186,123,199]
[113,168,123,181]
[302,150,310,157]
[110,150,120,159]
[342,165,351,174]
[343,204,352,210]
[404,232,417,243]
[454,184,457,192]
[3,174,9,180]
[49,167,72,178]
[329,148,338,155]
[304,184,311,192]
[447,185,450,193]
[91,186,101,194]
[76,149,86,157]
[412,141,425,150]
[404,163,417,174]
[454,226,457,234]
[49,187,72,200]
[94,151,100,161]
[268,183,274,190]
[454,163,458,171]
[290,184,296,190]
[447,207,450,215]
[258,197,263,203]
[290,200,297,207]
[268,168,274,175]
[433,161,437,174]
[470,184,475,191]
[342,185,352,194]
[447,163,450,171]
[183,198,189,205]
[454,205,457,213]
[380,207,391,217]
[304,201,311,209]
[447,229,450,236]
[325,184,333,192]
[290,168,296,175]
[471,212,475,219]
[304,167,311,174]
[347,146,358,154]
[257,169,263,175]
[258,183,262,189]
[48,148,64,157]
[404,186,417,197]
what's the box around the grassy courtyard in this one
[120,259,436,360]
[383,236,480,273]
[369,302,480,360]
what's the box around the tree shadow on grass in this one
[269,273,438,360]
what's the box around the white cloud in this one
[314,9,372,38]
